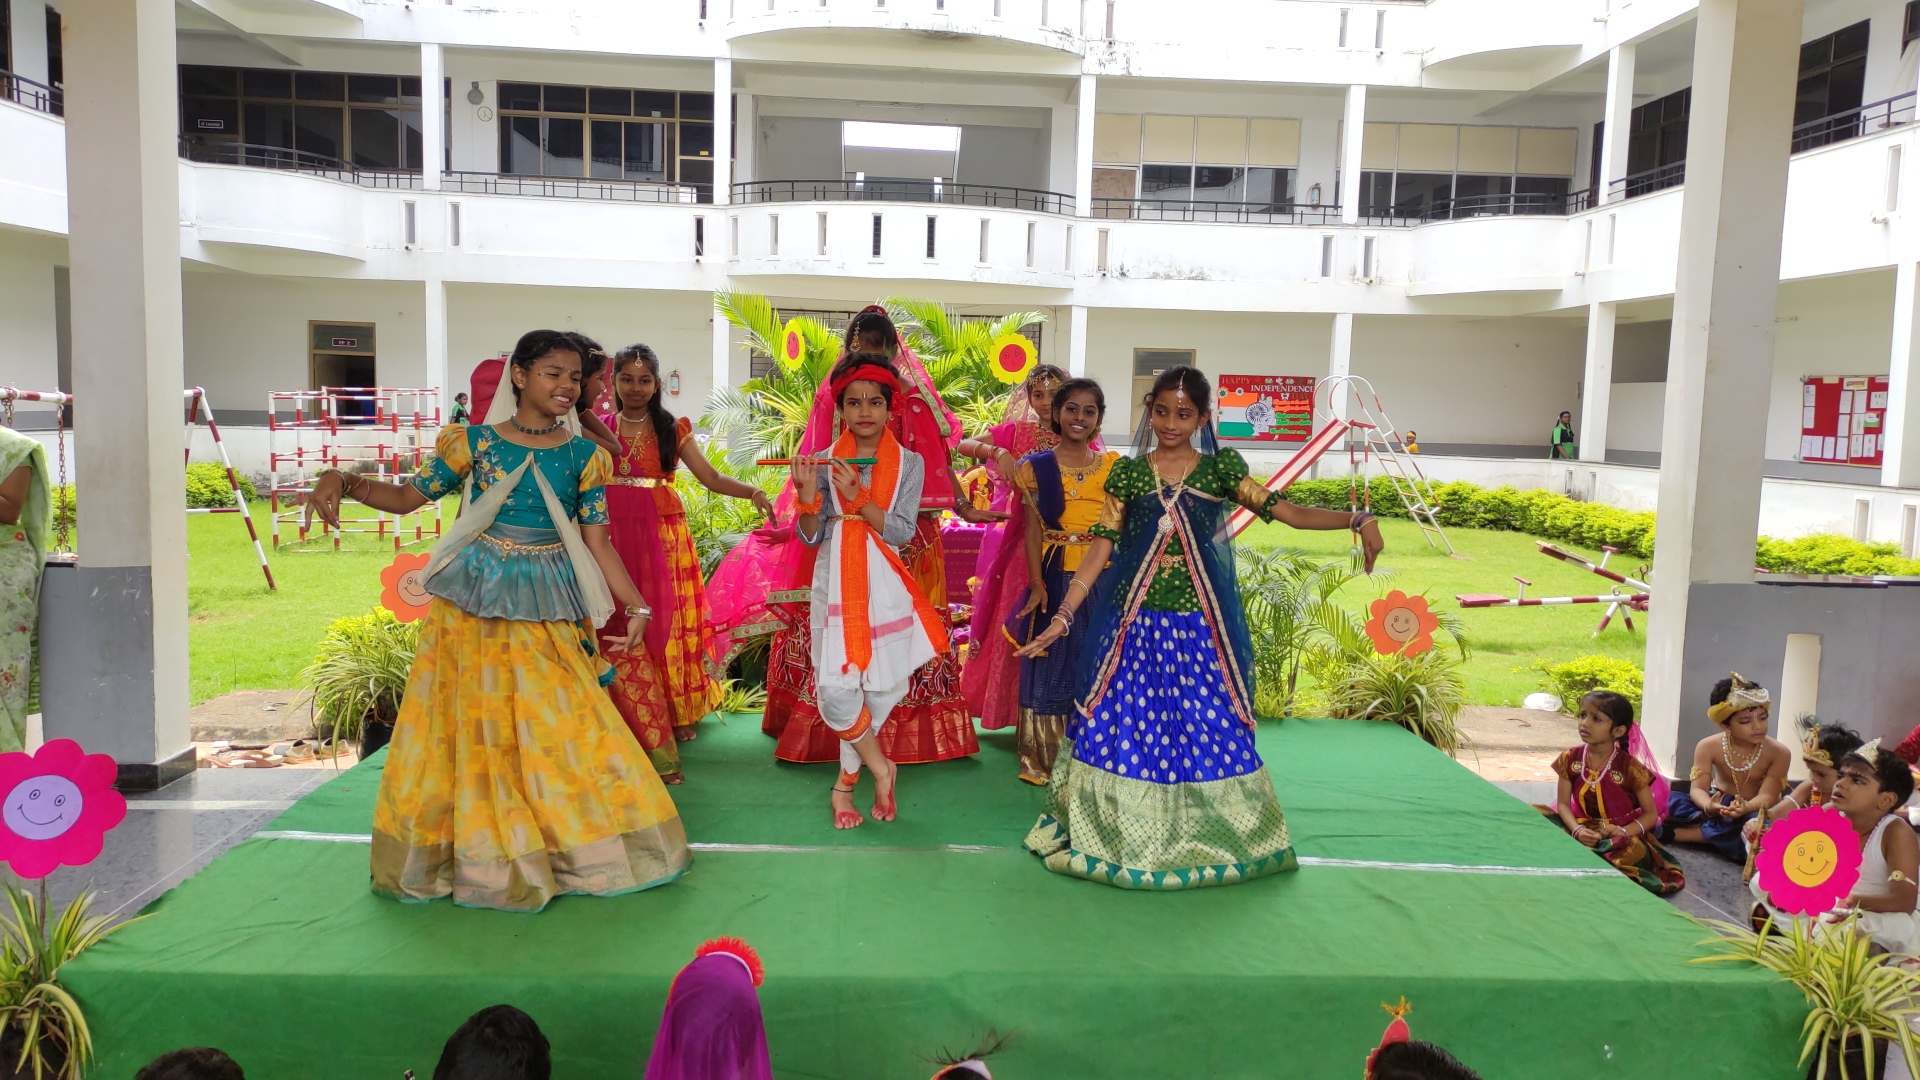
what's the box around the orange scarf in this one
[834,428,950,672]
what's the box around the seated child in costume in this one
[794,352,948,830]
[1663,673,1790,860]
[1365,999,1482,1080]
[1542,691,1685,896]
[644,938,771,1080]
[1754,740,1920,956]
[1744,719,1864,847]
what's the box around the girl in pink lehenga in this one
[954,365,1073,736]
[710,307,1000,764]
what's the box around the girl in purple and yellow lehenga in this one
[956,364,1068,737]
[1018,366,1384,890]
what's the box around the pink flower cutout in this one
[0,740,126,879]
[1756,805,1862,916]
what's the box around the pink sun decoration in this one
[1755,804,1862,916]
[0,740,127,879]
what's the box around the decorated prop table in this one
[64,720,1805,1080]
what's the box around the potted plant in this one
[1234,547,1362,718]
[1695,915,1920,1079]
[1300,587,1470,754]
[298,608,421,760]
[0,885,134,1080]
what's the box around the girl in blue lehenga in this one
[1016,366,1385,890]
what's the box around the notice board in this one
[1217,375,1316,442]
[1798,375,1889,467]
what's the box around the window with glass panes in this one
[1351,123,1576,217]
[1097,115,1297,211]
[1795,20,1870,145]
[177,66,435,171]
[496,83,726,200]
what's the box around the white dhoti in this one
[811,516,938,777]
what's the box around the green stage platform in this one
[67,718,1807,1079]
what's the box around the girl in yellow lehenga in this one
[307,329,690,912]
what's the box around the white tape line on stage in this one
[248,831,1615,877]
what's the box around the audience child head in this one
[1576,690,1634,750]
[136,1048,246,1080]
[1798,718,1865,802]
[927,1031,1009,1080]
[1049,378,1106,444]
[643,937,771,1080]
[1367,1041,1485,1080]
[433,1005,551,1080]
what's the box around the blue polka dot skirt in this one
[1024,609,1295,891]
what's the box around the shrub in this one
[1755,534,1920,577]
[1297,584,1471,754]
[184,462,256,509]
[298,608,420,742]
[1536,654,1645,715]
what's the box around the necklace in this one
[1579,744,1618,818]
[1721,731,1764,793]
[510,416,565,436]
[1148,450,1196,535]
[616,412,651,476]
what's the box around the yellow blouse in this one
[1013,450,1121,573]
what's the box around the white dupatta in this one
[422,363,614,625]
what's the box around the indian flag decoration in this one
[777,319,807,372]
[1217,389,1278,438]
[988,332,1039,385]
[1755,804,1861,915]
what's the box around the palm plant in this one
[704,291,844,469]
[885,298,1045,433]
[1300,586,1471,754]
[1694,914,1920,1079]
[675,457,781,579]
[1234,547,1363,718]
[0,885,137,1080]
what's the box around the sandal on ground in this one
[278,740,316,765]
[661,772,685,786]
[236,750,283,769]
[831,785,863,830]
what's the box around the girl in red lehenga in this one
[598,344,773,783]
[760,307,999,765]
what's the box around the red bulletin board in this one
[1799,375,1890,467]
[1216,375,1316,442]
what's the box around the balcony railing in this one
[1353,190,1574,225]
[736,179,1073,215]
[179,139,422,189]
[1791,91,1916,153]
[445,172,697,203]
[1091,198,1343,225]
[0,69,61,116]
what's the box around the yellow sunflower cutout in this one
[777,319,808,373]
[988,332,1038,385]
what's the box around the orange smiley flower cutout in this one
[1365,590,1440,656]
[379,551,433,623]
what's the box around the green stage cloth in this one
[67,718,1809,1080]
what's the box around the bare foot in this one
[675,726,699,743]
[662,773,684,786]
[871,759,898,822]
[831,785,863,830]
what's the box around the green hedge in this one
[185,462,257,509]
[1279,477,1920,576]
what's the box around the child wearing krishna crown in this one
[1662,673,1792,860]
[793,352,950,831]
[1751,738,1920,956]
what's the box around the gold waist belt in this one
[608,476,668,488]
[479,531,565,555]
[1043,530,1096,546]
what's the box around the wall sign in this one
[1799,375,1889,467]
[331,337,360,349]
[1216,375,1315,442]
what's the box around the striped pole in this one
[1456,593,1650,610]
[189,388,276,591]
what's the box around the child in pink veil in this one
[757,306,997,765]
[955,365,1076,734]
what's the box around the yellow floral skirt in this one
[371,598,692,912]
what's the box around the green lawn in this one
[185,502,437,703]
[1237,516,1651,706]
[182,501,1649,708]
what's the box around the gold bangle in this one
[1067,579,1090,593]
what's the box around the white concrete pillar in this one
[711,310,732,399]
[1642,0,1805,771]
[1328,311,1354,422]
[1066,305,1089,377]
[1339,84,1366,225]
[736,90,756,186]
[712,58,732,206]
[1073,73,1096,217]
[49,0,192,786]
[7,0,49,88]
[1882,259,1920,487]
[1599,43,1636,203]
[1579,301,1616,462]
[424,279,449,418]
[421,43,444,190]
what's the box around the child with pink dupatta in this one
[954,365,1070,737]
[644,938,772,1080]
